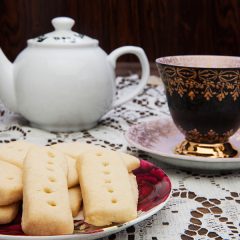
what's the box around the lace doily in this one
[0,75,239,240]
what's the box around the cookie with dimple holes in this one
[22,146,73,236]
[0,161,23,206]
[129,173,138,205]
[65,156,79,188]
[0,202,19,224]
[51,142,140,172]
[77,149,137,226]
[0,141,35,168]
[68,186,82,217]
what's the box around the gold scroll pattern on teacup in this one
[160,66,240,101]
[177,126,235,143]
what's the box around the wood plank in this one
[1,0,240,62]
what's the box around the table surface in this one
[116,62,159,76]
[0,73,239,240]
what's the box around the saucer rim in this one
[125,119,240,163]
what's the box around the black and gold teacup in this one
[156,55,240,158]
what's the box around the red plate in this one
[0,159,172,239]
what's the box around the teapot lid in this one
[27,17,98,47]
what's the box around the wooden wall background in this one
[1,0,240,64]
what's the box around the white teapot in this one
[0,17,149,132]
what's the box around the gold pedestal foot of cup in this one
[175,140,238,158]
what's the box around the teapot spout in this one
[0,49,17,112]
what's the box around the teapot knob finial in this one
[52,17,75,31]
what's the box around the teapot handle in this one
[107,46,150,108]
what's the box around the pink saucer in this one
[125,117,240,170]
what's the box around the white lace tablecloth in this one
[0,75,239,240]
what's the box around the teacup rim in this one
[155,54,240,69]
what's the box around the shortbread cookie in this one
[119,152,140,172]
[69,186,82,217]
[0,202,19,224]
[52,142,140,172]
[51,142,88,159]
[0,141,34,168]
[22,146,73,236]
[77,149,137,226]
[66,156,78,188]
[129,173,138,204]
[0,161,23,206]
[46,147,68,177]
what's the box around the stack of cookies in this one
[0,141,139,236]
